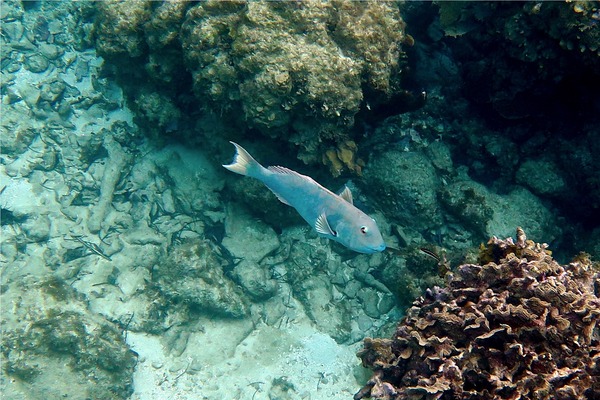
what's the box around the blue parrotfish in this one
[223,142,386,254]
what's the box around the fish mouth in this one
[375,243,386,252]
[362,243,386,254]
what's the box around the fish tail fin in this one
[223,141,265,179]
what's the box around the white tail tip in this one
[223,141,255,176]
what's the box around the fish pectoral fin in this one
[315,212,336,236]
[338,186,353,204]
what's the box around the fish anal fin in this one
[338,186,353,204]
[270,189,291,206]
[315,212,336,236]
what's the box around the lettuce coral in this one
[356,228,600,400]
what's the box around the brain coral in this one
[356,228,600,400]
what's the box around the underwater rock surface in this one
[2,1,600,399]
[436,1,600,120]
[356,228,600,400]
[155,239,250,318]
[1,276,137,399]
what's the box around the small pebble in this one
[356,314,373,331]
[22,214,51,242]
[169,361,187,373]
[24,53,49,73]
[39,43,63,60]
[47,20,63,35]
[2,21,24,41]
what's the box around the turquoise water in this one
[1,1,598,399]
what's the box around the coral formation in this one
[322,140,365,177]
[435,1,600,120]
[356,228,600,399]
[92,0,411,172]
[93,1,151,59]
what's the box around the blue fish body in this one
[223,142,386,254]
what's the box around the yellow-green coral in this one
[322,140,364,176]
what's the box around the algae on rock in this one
[1,276,137,400]
[154,239,249,318]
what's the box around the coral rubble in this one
[356,228,600,399]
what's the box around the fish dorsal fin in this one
[268,165,295,175]
[268,166,318,184]
[266,166,309,206]
[338,186,353,204]
[315,212,336,237]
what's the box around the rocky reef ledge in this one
[356,228,600,400]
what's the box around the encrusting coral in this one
[356,228,600,400]
[91,0,411,173]
[182,0,407,167]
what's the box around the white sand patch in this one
[127,315,362,400]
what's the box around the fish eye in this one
[360,226,368,234]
